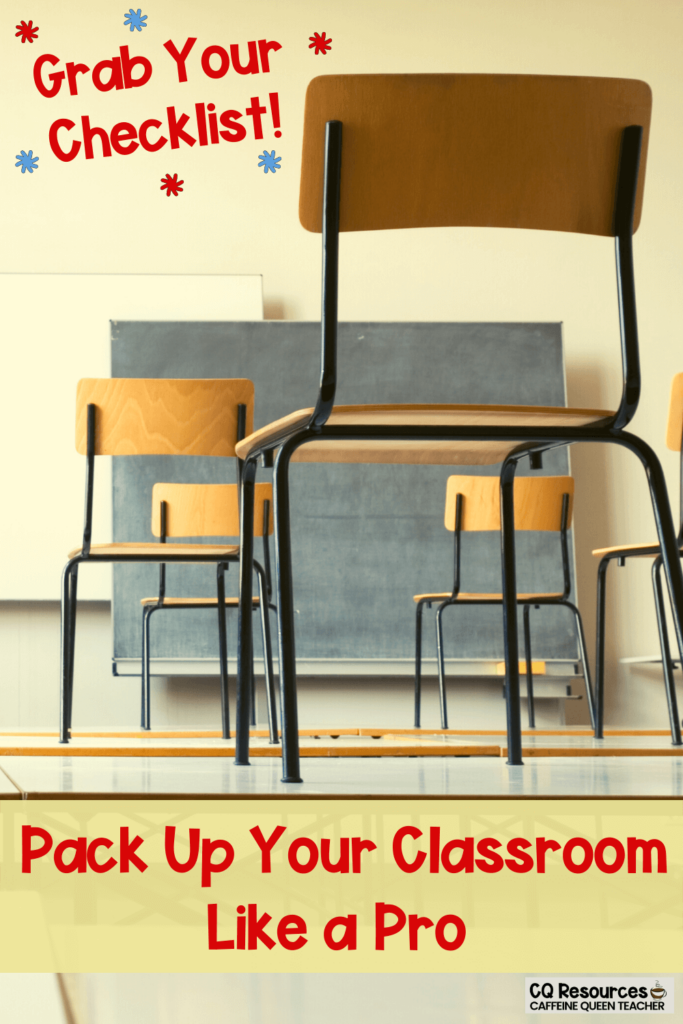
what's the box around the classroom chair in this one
[60,377,257,744]
[414,475,593,731]
[140,482,278,742]
[233,74,683,782]
[592,374,683,744]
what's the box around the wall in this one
[2,0,683,729]
[0,602,578,730]
[0,274,263,600]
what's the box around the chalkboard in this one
[110,322,576,671]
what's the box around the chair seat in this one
[413,591,565,602]
[235,404,614,466]
[68,542,240,560]
[592,542,683,559]
[140,596,260,607]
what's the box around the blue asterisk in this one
[257,150,282,174]
[124,8,147,31]
[15,150,39,174]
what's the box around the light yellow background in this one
[1,799,681,972]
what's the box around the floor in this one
[0,725,680,797]
[58,973,683,1024]
[1,751,682,798]
[0,975,66,1024]
[1,728,681,760]
[2,737,679,1024]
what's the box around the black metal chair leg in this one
[141,605,153,731]
[217,563,230,740]
[435,602,450,730]
[651,555,682,745]
[273,439,303,783]
[255,564,279,744]
[235,456,255,761]
[500,454,524,766]
[236,459,257,765]
[594,555,609,739]
[564,600,596,730]
[65,564,79,732]
[523,604,535,729]
[59,561,77,744]
[250,649,256,727]
[414,600,425,728]
[634,435,683,747]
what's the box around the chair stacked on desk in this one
[60,377,277,743]
[232,73,683,783]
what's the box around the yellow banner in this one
[0,799,680,972]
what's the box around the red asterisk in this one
[160,173,184,197]
[15,20,39,43]
[309,31,332,55]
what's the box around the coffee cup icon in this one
[650,983,666,1000]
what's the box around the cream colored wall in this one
[0,274,263,600]
[2,0,683,727]
[0,601,570,730]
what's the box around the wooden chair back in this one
[445,475,574,532]
[76,379,254,456]
[151,483,273,539]
[300,74,651,237]
[666,373,683,451]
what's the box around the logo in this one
[525,977,674,1014]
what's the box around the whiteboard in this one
[0,274,262,599]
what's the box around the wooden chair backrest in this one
[151,483,273,539]
[445,475,574,532]
[76,379,254,456]
[666,373,683,451]
[300,74,651,237]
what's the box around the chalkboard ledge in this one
[113,656,580,690]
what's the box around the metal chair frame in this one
[594,436,683,744]
[140,496,279,743]
[235,101,683,783]
[60,398,268,744]
[414,487,595,731]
